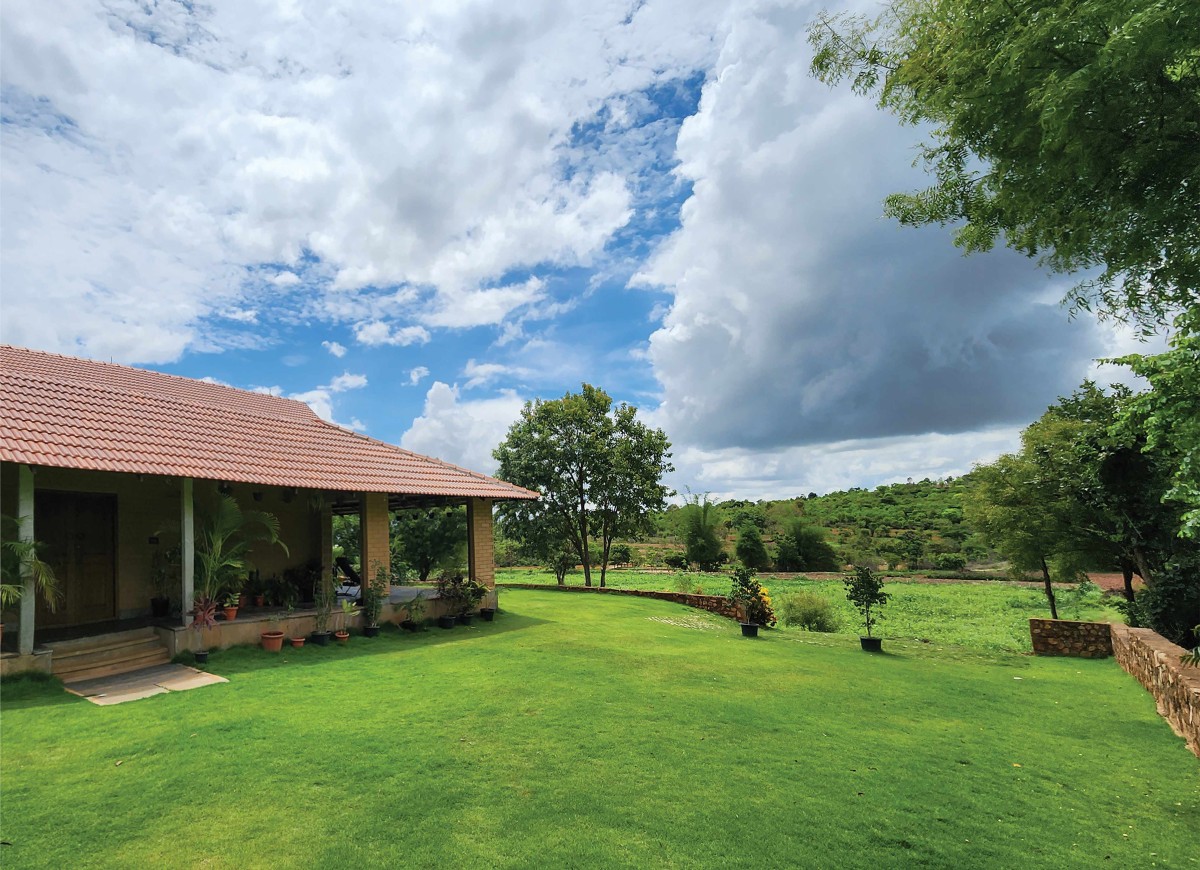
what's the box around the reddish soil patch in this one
[1085,572,1142,594]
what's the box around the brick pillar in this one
[359,492,390,585]
[467,498,495,588]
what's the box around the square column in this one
[181,477,194,626]
[359,492,390,584]
[466,498,495,588]
[17,465,35,655]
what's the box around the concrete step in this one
[49,630,172,683]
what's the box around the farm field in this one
[1,589,1195,869]
[495,568,1124,653]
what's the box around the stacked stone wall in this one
[1110,624,1200,758]
[1029,618,1113,658]
[498,583,742,621]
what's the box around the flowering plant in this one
[727,566,776,627]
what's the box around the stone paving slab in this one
[64,663,227,705]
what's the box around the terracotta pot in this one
[254,594,266,607]
[260,630,285,652]
[289,636,306,648]
[224,606,239,621]
[335,630,350,645]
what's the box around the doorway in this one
[35,491,117,628]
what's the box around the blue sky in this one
[0,1,1150,499]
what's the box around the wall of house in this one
[1,464,327,625]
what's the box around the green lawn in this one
[496,568,1123,653]
[1,589,1195,869]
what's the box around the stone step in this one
[57,648,172,684]
[49,630,172,683]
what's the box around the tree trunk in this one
[1120,559,1135,602]
[1041,557,1059,619]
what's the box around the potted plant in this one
[149,543,179,618]
[400,590,426,632]
[460,577,488,624]
[311,569,334,645]
[727,565,775,637]
[362,562,388,638]
[223,592,240,621]
[1,514,63,627]
[194,494,287,615]
[261,612,285,652]
[844,566,889,652]
[435,573,464,628]
[190,595,218,664]
[285,605,305,648]
[335,599,355,644]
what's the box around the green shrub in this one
[932,553,967,572]
[777,591,840,632]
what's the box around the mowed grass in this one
[2,589,1196,869]
[496,568,1124,653]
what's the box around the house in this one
[0,344,537,675]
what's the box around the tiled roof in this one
[0,345,538,501]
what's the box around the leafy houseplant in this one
[727,566,776,637]
[311,568,335,645]
[335,599,355,643]
[401,591,426,631]
[434,573,465,628]
[1,515,63,631]
[190,595,219,663]
[844,566,889,652]
[223,592,240,621]
[362,562,388,637]
[149,543,180,618]
[194,495,287,603]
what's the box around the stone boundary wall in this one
[1029,618,1114,658]
[1110,624,1200,758]
[498,583,742,622]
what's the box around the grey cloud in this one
[641,0,1109,452]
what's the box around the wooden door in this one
[35,492,117,627]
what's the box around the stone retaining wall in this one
[1110,624,1200,758]
[1029,618,1114,658]
[499,583,742,621]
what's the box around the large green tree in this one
[391,506,468,582]
[809,0,1200,330]
[493,384,673,587]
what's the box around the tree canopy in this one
[808,0,1200,330]
[493,384,673,587]
[391,506,468,582]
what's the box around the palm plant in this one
[194,495,288,603]
[0,514,61,612]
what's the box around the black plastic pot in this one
[310,631,332,646]
[401,620,418,632]
[740,623,759,638]
[457,613,473,626]
[438,615,457,629]
[479,608,496,622]
[363,625,380,638]
[860,636,883,652]
[194,650,209,664]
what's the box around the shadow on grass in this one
[0,672,83,710]
[194,610,552,678]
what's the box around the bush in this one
[610,544,633,566]
[777,591,840,632]
[932,553,967,572]
[664,552,689,571]
[735,524,772,570]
